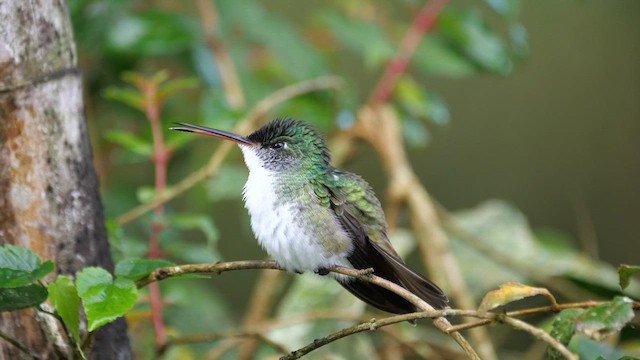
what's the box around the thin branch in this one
[166,330,289,354]
[280,315,421,360]
[0,330,41,360]
[136,260,282,288]
[499,316,578,360]
[116,76,343,226]
[445,300,640,333]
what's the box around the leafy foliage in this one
[0,285,48,312]
[48,276,81,344]
[0,245,54,289]
[76,267,138,332]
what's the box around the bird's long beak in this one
[170,122,254,146]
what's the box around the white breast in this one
[240,146,352,274]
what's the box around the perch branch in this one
[136,260,640,358]
[137,261,479,359]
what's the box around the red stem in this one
[368,0,450,106]
[142,80,169,350]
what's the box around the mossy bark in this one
[0,1,132,359]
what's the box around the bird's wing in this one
[321,171,448,313]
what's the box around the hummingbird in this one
[171,118,448,314]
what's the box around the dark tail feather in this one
[343,237,448,314]
[339,277,420,314]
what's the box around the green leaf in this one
[618,265,640,290]
[413,37,478,77]
[76,267,138,332]
[575,297,635,342]
[450,201,640,299]
[115,258,175,281]
[0,245,55,288]
[395,78,450,127]
[438,9,513,75]
[0,284,48,312]
[104,130,153,157]
[48,276,80,343]
[547,308,584,360]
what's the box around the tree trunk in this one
[0,1,132,359]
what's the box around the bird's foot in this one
[315,267,330,276]
[354,267,375,276]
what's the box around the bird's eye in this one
[270,142,286,149]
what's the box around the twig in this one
[0,330,41,360]
[499,316,578,360]
[196,0,245,109]
[280,316,413,360]
[165,330,289,354]
[136,260,282,288]
[280,309,477,360]
[36,305,83,359]
[116,76,343,226]
[445,300,640,333]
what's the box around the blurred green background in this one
[68,0,639,358]
[417,0,640,265]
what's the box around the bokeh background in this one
[69,0,639,358]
